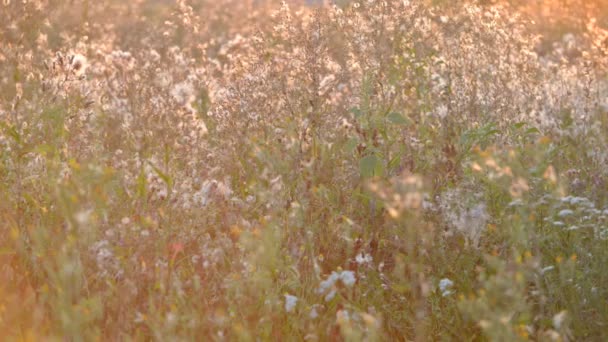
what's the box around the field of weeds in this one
[1,0,608,340]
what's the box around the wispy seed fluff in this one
[70,54,88,76]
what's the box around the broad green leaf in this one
[513,122,526,129]
[359,154,384,178]
[359,154,377,178]
[386,112,411,126]
[525,127,540,135]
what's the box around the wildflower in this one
[516,324,529,339]
[75,209,93,226]
[540,266,555,274]
[324,289,337,302]
[340,271,356,287]
[355,252,373,265]
[553,310,568,330]
[438,189,489,247]
[284,294,298,313]
[309,305,319,319]
[319,270,356,292]
[170,81,195,106]
[566,196,587,205]
[317,270,356,301]
[70,54,88,76]
[318,272,340,294]
[166,312,177,326]
[134,312,146,323]
[435,104,448,119]
[439,278,454,297]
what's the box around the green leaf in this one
[359,154,377,178]
[460,122,499,150]
[359,154,383,178]
[512,122,527,129]
[386,112,411,126]
[345,137,359,154]
[388,155,402,173]
[525,127,540,135]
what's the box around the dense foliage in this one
[1,0,608,340]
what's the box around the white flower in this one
[166,312,177,326]
[355,253,373,265]
[309,306,319,319]
[553,310,568,330]
[75,209,93,226]
[340,271,356,287]
[324,289,336,302]
[318,272,340,294]
[439,278,454,297]
[70,54,88,76]
[561,196,587,205]
[170,81,195,106]
[134,311,146,324]
[558,209,574,218]
[541,265,555,275]
[318,270,356,301]
[435,104,448,119]
[284,294,298,313]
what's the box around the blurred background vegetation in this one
[1,0,608,340]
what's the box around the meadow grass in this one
[1,0,608,340]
